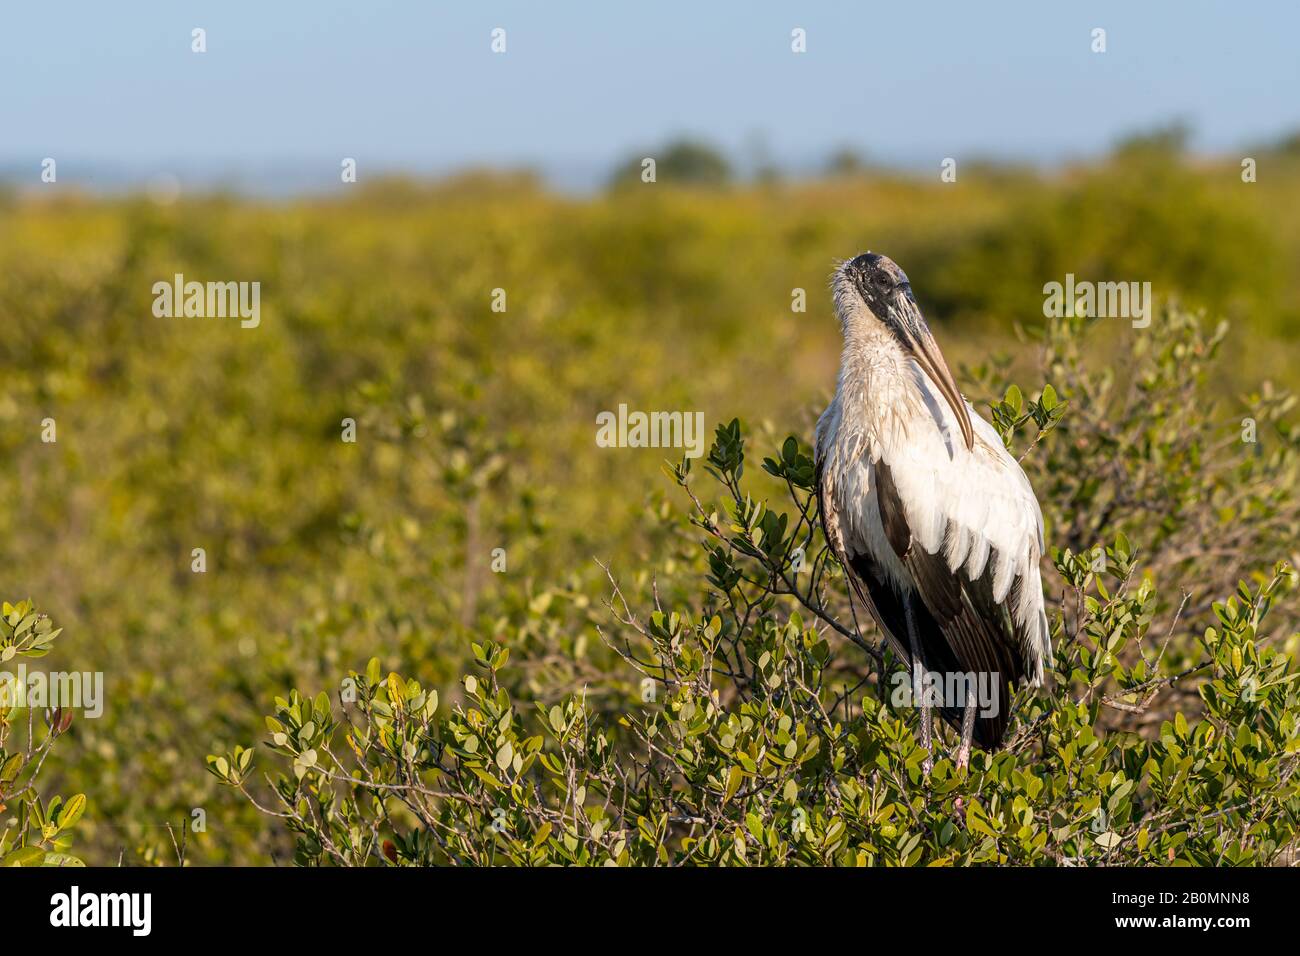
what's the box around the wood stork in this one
[815,252,1051,771]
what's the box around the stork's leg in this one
[903,601,932,775]
[954,692,978,771]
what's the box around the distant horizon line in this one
[1,136,1294,199]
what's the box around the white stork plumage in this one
[815,252,1051,770]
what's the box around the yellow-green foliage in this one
[1,600,86,866]
[2,148,1298,864]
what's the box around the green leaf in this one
[724,765,743,803]
[2,846,45,867]
[0,753,22,784]
[496,741,514,772]
[1003,384,1023,414]
[56,794,87,831]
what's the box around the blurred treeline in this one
[1,130,1298,864]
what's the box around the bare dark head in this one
[843,252,914,315]
[834,252,974,450]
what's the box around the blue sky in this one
[2,1,1296,189]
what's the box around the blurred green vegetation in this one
[608,138,735,188]
[2,139,1298,864]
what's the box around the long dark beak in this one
[892,294,974,451]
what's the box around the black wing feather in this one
[816,456,988,743]
[816,454,1027,749]
[873,459,1027,749]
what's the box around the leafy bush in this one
[209,304,1300,865]
[920,149,1282,334]
[5,149,1298,864]
[0,600,88,866]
